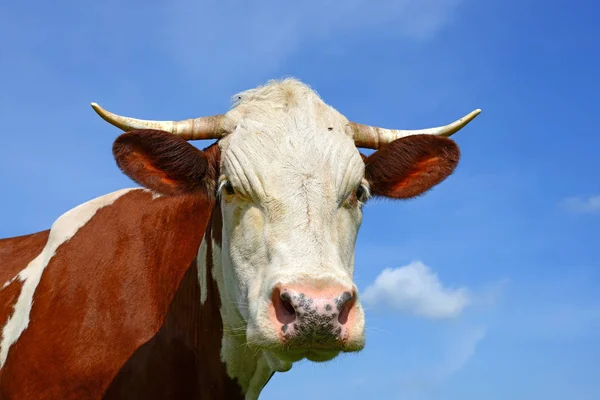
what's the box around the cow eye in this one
[356,184,367,202]
[223,181,235,196]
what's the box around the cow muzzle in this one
[267,284,365,360]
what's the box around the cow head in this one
[93,79,479,368]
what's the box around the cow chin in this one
[249,332,365,372]
[268,339,365,363]
[250,335,366,373]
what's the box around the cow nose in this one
[270,285,357,342]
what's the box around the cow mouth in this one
[260,338,365,364]
[305,349,341,362]
[246,324,366,364]
[270,348,342,363]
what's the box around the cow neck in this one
[104,193,251,399]
[200,201,275,400]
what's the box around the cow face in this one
[216,85,367,363]
[107,79,466,369]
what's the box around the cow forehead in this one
[218,79,364,196]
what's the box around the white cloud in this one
[390,325,487,396]
[474,278,509,308]
[436,326,486,378]
[163,0,464,81]
[362,261,470,319]
[562,195,600,214]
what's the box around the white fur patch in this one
[197,236,224,307]
[0,188,139,368]
[196,238,208,304]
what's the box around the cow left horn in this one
[91,103,227,140]
[348,109,481,149]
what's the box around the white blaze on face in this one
[215,79,367,349]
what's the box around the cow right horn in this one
[91,103,228,140]
[348,109,481,149]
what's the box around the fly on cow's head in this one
[94,78,480,369]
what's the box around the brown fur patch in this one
[202,142,221,196]
[0,190,214,399]
[364,135,460,199]
[113,130,208,196]
[201,142,223,247]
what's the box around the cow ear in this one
[364,135,460,199]
[113,129,209,196]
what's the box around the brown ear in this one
[364,135,460,199]
[113,129,209,196]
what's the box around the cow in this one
[0,78,480,399]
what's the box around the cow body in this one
[0,79,478,399]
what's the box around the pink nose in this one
[270,285,357,344]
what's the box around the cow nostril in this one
[280,292,296,316]
[337,291,355,325]
[272,288,297,325]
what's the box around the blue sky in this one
[1,0,599,399]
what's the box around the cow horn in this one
[91,103,228,140]
[349,109,481,149]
